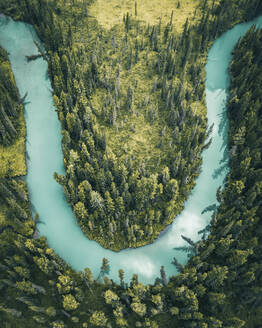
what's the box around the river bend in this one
[1,15,262,284]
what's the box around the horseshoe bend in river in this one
[1,15,262,284]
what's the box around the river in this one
[0,15,262,284]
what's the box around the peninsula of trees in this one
[50,1,210,250]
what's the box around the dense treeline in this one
[1,0,262,327]
[0,47,24,146]
[214,25,262,324]
[0,177,33,234]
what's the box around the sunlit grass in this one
[89,0,199,31]
[104,112,167,171]
[89,42,175,172]
[0,110,26,177]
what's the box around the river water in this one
[1,15,262,284]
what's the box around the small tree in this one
[131,302,147,317]
[84,267,94,283]
[62,294,79,311]
[104,289,119,306]
[90,311,108,327]
[46,306,56,317]
[160,266,168,286]
[100,258,110,275]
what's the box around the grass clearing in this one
[104,112,167,171]
[89,35,175,172]
[0,110,26,177]
[89,0,199,31]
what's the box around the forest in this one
[0,0,262,327]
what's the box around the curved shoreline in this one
[0,15,262,284]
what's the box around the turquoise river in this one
[0,15,262,284]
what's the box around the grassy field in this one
[89,0,199,31]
